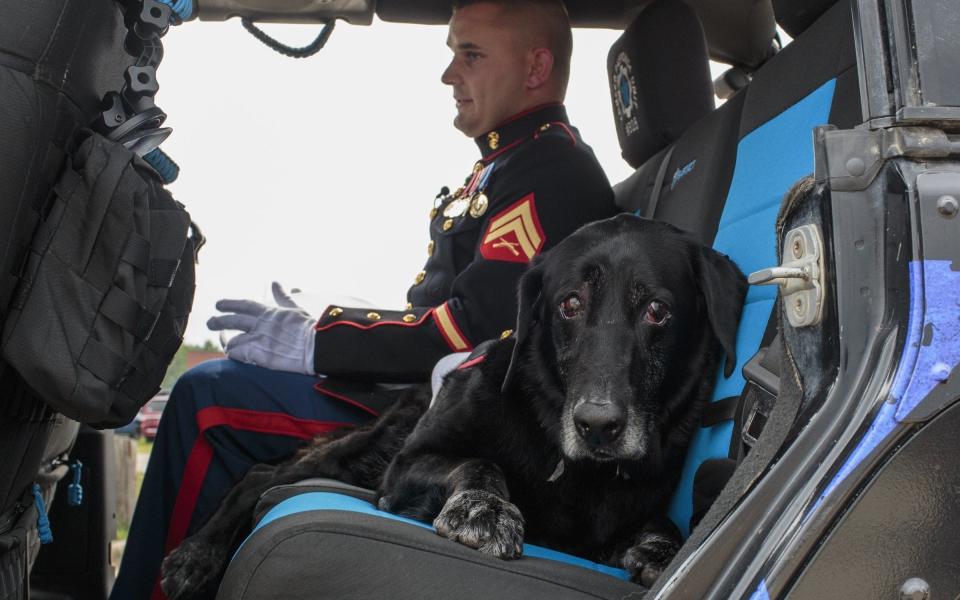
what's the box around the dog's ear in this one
[502,262,544,394]
[696,248,748,378]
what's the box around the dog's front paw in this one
[160,536,229,600]
[623,531,680,587]
[433,490,525,559]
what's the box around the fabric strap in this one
[730,302,781,460]
[100,285,157,340]
[78,337,129,386]
[699,396,740,428]
[644,145,676,219]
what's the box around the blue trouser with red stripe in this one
[110,359,374,600]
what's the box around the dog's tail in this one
[294,383,432,490]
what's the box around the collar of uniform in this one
[475,103,569,160]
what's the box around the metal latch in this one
[748,223,826,328]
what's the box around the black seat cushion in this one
[772,0,841,38]
[607,0,714,168]
[221,500,641,600]
[614,90,746,245]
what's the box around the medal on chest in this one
[469,192,489,218]
[435,161,496,223]
[463,162,495,219]
[443,195,471,218]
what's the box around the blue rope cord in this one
[156,0,193,22]
[144,148,180,184]
[32,484,53,544]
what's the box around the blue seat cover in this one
[245,491,630,580]
[234,79,839,581]
[666,79,837,536]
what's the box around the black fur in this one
[161,215,747,598]
[160,387,431,599]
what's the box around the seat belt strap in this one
[643,145,676,219]
[730,301,781,460]
[699,396,739,428]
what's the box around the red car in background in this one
[138,392,169,440]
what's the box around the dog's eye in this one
[559,294,583,319]
[644,301,670,325]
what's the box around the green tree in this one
[160,340,219,390]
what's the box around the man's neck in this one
[473,103,570,159]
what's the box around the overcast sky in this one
[155,17,718,345]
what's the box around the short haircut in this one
[453,0,573,94]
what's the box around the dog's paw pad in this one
[433,490,525,559]
[623,532,680,587]
[160,537,229,600]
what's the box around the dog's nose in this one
[573,402,625,448]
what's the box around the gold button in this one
[405,302,413,311]
[430,207,438,219]
[539,123,551,131]
[500,329,513,340]
[366,312,381,321]
[402,314,417,323]
[487,131,500,150]
[442,219,454,231]
[472,163,483,174]
[427,240,435,256]
[328,307,343,317]
[414,271,426,285]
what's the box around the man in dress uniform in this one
[112,1,617,597]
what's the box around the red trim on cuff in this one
[315,308,435,333]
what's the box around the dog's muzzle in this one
[572,400,625,454]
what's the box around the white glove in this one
[430,352,471,407]
[207,282,317,375]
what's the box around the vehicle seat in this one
[218,2,719,597]
[219,0,863,596]
[656,0,858,538]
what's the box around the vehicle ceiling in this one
[376,0,778,69]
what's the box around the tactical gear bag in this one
[1,131,200,428]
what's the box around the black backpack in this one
[1,131,200,428]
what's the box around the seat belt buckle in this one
[741,400,769,449]
[739,346,780,450]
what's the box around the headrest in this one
[772,0,841,38]
[607,0,714,169]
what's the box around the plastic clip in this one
[31,484,53,544]
[67,461,84,507]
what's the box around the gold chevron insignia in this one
[483,197,543,260]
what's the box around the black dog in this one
[161,215,746,598]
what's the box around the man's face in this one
[442,3,533,137]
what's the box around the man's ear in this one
[696,247,748,378]
[502,261,544,393]
[526,48,554,90]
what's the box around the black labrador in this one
[161,214,747,598]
